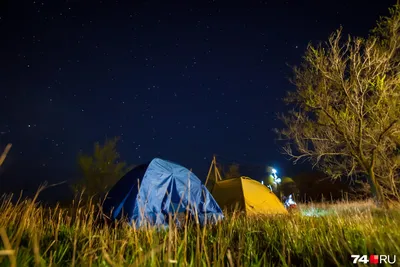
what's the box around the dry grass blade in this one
[132,244,163,267]
[226,248,234,267]
[0,227,16,267]
[0,143,11,167]
[101,245,118,267]
[0,250,14,256]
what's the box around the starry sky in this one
[0,0,395,200]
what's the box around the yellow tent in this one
[205,157,287,215]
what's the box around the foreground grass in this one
[0,192,399,267]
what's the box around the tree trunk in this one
[368,170,389,209]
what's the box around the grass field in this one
[0,190,399,267]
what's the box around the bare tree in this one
[276,4,400,207]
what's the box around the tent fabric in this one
[102,158,224,227]
[211,176,288,215]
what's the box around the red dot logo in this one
[370,255,379,265]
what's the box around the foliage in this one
[72,137,133,198]
[293,172,358,202]
[279,177,299,198]
[262,175,298,199]
[261,174,276,189]
[277,4,400,206]
[0,191,399,266]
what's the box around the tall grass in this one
[0,189,399,267]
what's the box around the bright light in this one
[271,168,277,174]
[275,178,281,184]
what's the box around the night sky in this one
[0,0,395,200]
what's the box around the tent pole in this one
[213,155,223,181]
[215,164,223,181]
[204,155,215,188]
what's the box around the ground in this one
[0,193,399,267]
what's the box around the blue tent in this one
[102,158,224,227]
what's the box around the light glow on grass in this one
[300,207,332,217]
